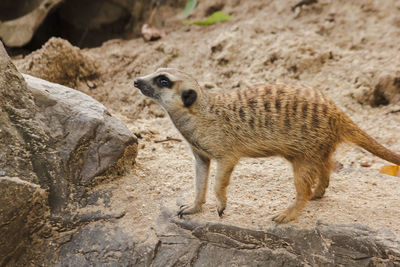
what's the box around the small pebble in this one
[360,161,371,167]
[87,80,96,89]
[334,161,344,172]
[0,170,5,176]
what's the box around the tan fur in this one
[134,68,400,223]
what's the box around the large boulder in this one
[24,73,137,189]
[0,41,137,264]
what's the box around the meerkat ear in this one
[181,89,197,107]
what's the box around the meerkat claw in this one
[177,205,188,218]
[310,195,322,200]
[177,204,190,218]
[177,210,184,218]
[177,203,201,218]
[311,187,326,200]
[217,207,225,217]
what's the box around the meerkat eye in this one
[154,75,173,88]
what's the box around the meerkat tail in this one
[342,121,400,165]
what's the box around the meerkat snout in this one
[134,78,157,98]
[133,79,140,88]
[135,68,400,224]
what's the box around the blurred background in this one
[0,0,184,54]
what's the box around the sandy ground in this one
[15,0,400,239]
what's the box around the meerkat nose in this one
[134,79,142,88]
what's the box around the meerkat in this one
[134,68,400,223]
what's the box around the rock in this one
[24,73,137,185]
[0,41,137,263]
[58,223,150,266]
[0,40,54,264]
[55,208,400,266]
[16,37,98,88]
[0,177,49,267]
[370,72,400,106]
[354,72,400,107]
[141,24,165,42]
[22,73,138,214]
[0,0,62,47]
[0,41,46,186]
[1,38,137,207]
[156,210,400,266]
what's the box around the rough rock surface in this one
[55,209,400,266]
[0,41,45,184]
[0,42,51,266]
[162,212,400,266]
[17,37,98,88]
[58,222,146,266]
[24,73,137,189]
[0,177,49,267]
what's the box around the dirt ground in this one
[14,0,400,240]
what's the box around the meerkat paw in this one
[311,187,326,200]
[217,206,225,217]
[216,199,226,217]
[177,203,202,218]
[272,208,299,223]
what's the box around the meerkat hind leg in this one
[311,155,334,200]
[273,161,315,223]
[311,172,330,200]
[178,151,210,218]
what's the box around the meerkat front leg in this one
[214,159,237,217]
[177,151,210,218]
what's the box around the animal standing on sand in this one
[134,68,400,223]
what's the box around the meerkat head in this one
[134,68,201,110]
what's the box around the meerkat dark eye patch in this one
[154,75,173,88]
[181,89,197,107]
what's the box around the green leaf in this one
[182,0,197,19]
[185,11,231,26]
